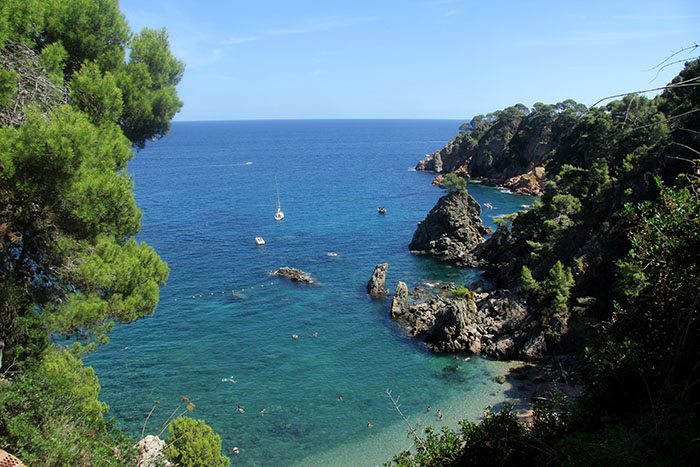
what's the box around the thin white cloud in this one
[221,36,259,45]
[445,10,461,17]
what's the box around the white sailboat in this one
[274,177,284,221]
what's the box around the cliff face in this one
[409,190,491,265]
[416,101,587,195]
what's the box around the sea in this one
[86,119,535,466]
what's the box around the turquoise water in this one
[87,120,534,466]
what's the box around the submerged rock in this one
[409,190,491,265]
[272,267,317,284]
[367,263,389,298]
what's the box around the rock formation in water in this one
[272,267,317,284]
[367,263,389,297]
[409,190,491,265]
[390,281,409,320]
[389,282,547,360]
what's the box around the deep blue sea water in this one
[87,120,534,466]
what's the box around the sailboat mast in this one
[274,177,285,221]
[275,177,281,210]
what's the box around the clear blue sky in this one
[119,0,699,121]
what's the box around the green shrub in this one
[442,173,467,193]
[166,417,230,467]
[0,348,137,466]
[450,286,473,300]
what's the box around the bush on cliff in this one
[442,172,467,193]
[166,417,230,467]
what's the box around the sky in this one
[118,0,699,122]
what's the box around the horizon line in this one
[172,117,470,123]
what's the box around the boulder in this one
[367,263,389,298]
[135,435,171,467]
[409,191,491,265]
[272,267,317,284]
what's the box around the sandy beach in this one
[294,357,580,467]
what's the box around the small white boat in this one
[484,202,494,209]
[255,237,265,245]
[274,177,284,221]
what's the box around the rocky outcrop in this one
[502,167,546,196]
[272,267,317,284]
[409,191,491,265]
[367,263,389,298]
[389,283,548,360]
[390,281,409,319]
[415,102,586,196]
[136,435,171,467]
[425,295,476,353]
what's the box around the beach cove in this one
[87,120,539,466]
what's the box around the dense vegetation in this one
[0,1,228,464]
[389,54,700,465]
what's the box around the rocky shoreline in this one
[388,280,546,360]
[373,162,574,371]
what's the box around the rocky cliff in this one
[416,101,587,196]
[409,190,491,265]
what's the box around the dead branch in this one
[0,39,67,127]
[385,389,426,449]
[588,76,700,110]
[645,44,699,82]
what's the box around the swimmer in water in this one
[237,405,245,414]
[367,422,373,428]
[437,409,443,420]
[338,395,343,401]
